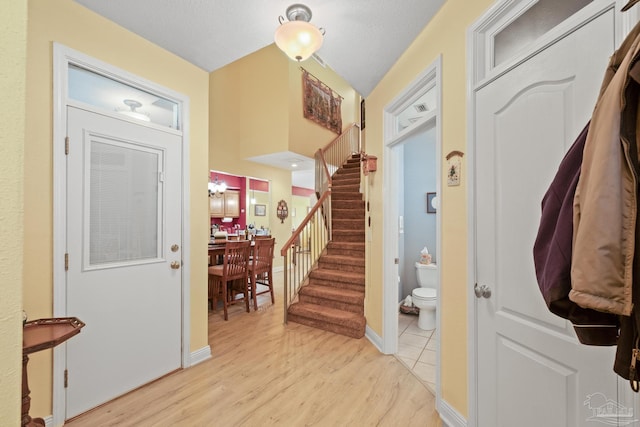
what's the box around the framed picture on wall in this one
[255,204,266,216]
[426,192,437,214]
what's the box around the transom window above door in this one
[493,0,594,67]
[68,64,181,130]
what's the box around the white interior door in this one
[475,9,624,426]
[65,106,182,418]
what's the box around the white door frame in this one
[51,43,192,425]
[382,56,442,398]
[466,1,638,426]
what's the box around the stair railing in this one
[282,123,361,323]
[281,191,332,323]
[315,124,361,196]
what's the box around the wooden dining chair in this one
[248,237,275,310]
[208,240,251,320]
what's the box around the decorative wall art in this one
[427,192,437,214]
[276,200,289,223]
[302,68,343,134]
[254,204,266,216]
[446,150,464,187]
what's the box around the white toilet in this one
[412,262,437,330]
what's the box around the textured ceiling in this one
[73,0,446,97]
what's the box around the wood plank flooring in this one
[65,272,441,426]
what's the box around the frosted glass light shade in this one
[274,20,323,62]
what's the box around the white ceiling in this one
[72,0,445,189]
[247,151,316,189]
[73,0,445,97]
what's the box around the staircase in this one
[287,154,366,338]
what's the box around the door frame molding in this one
[466,1,636,425]
[51,43,192,425]
[382,55,442,400]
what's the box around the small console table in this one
[22,317,85,427]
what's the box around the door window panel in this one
[87,138,162,266]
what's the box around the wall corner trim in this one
[437,398,467,427]
[190,346,212,366]
[365,325,384,352]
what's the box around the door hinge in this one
[64,253,69,271]
[65,136,70,155]
[64,369,68,388]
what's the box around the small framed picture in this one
[254,204,266,216]
[426,192,437,214]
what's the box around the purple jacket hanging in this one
[533,122,618,346]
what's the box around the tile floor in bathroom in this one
[397,312,437,391]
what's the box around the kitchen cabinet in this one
[209,190,240,218]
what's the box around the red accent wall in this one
[210,171,243,189]
[250,178,269,192]
[292,186,315,197]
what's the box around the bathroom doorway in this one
[382,57,442,399]
[396,126,438,391]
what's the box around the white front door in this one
[65,106,182,418]
[475,8,626,427]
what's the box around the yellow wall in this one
[210,44,290,159]
[25,0,210,417]
[0,0,26,424]
[365,0,493,417]
[291,194,312,229]
[247,191,271,230]
[210,44,295,255]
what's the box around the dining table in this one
[208,238,255,265]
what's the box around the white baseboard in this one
[438,398,467,427]
[189,345,212,366]
[42,415,53,427]
[365,325,383,352]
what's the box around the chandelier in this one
[208,175,227,196]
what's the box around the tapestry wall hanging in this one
[302,68,343,134]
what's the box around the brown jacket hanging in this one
[570,21,640,316]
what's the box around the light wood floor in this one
[66,272,441,426]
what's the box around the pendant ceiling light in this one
[274,4,324,62]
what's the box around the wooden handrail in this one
[280,191,330,256]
